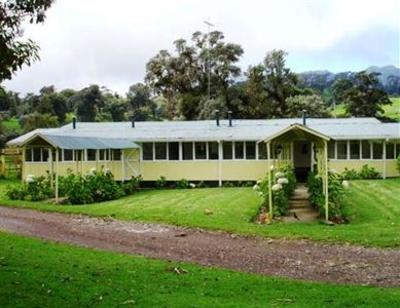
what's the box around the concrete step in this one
[288,207,316,214]
[288,201,311,209]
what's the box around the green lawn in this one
[332,96,400,120]
[1,178,399,247]
[0,232,399,307]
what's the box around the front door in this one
[293,141,311,182]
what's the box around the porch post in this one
[267,141,273,218]
[218,141,222,187]
[55,148,59,203]
[121,150,125,182]
[49,149,54,189]
[383,141,387,179]
[324,140,329,221]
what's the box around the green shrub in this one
[253,164,297,216]
[307,171,345,220]
[358,164,380,179]
[243,181,254,187]
[222,181,234,187]
[6,175,53,201]
[155,176,167,188]
[341,168,361,180]
[176,178,189,189]
[196,181,207,188]
[397,154,400,173]
[121,175,142,195]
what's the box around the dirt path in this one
[0,206,399,287]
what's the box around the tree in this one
[19,111,58,132]
[285,94,330,118]
[0,0,54,81]
[103,93,127,122]
[126,83,157,120]
[73,85,104,121]
[331,78,353,104]
[339,72,391,117]
[145,30,243,119]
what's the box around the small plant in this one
[155,176,167,188]
[121,175,142,195]
[359,164,380,179]
[222,181,234,188]
[397,154,400,174]
[197,181,207,188]
[176,178,189,189]
[242,181,254,187]
[341,168,361,180]
[7,174,53,201]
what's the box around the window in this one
[33,148,41,162]
[234,142,244,159]
[182,142,193,160]
[25,148,32,162]
[42,149,49,162]
[386,143,395,159]
[372,142,383,159]
[63,149,73,161]
[223,142,233,159]
[112,149,121,161]
[87,149,96,161]
[75,150,83,161]
[258,143,267,160]
[195,142,207,159]
[328,141,335,159]
[143,143,153,160]
[396,144,400,159]
[337,141,347,159]
[362,141,371,159]
[168,142,179,160]
[245,142,256,160]
[99,149,108,161]
[155,142,167,160]
[350,141,360,159]
[208,142,219,160]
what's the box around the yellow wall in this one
[329,160,399,178]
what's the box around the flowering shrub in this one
[307,171,345,221]
[120,176,142,195]
[340,164,380,180]
[253,164,297,216]
[7,174,53,201]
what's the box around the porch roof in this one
[21,133,139,150]
[261,123,330,143]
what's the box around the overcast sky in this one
[4,0,400,95]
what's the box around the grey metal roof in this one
[7,117,400,147]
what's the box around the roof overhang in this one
[261,123,331,143]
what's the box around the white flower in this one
[272,183,282,191]
[253,184,260,191]
[275,172,285,179]
[315,174,321,179]
[258,192,264,197]
[277,177,288,185]
[89,167,97,175]
[342,180,350,189]
[26,174,35,183]
[256,179,262,184]
[189,183,196,188]
[103,168,111,175]
[270,165,274,171]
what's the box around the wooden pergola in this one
[262,124,331,221]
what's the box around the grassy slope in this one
[1,178,399,247]
[332,97,400,120]
[0,232,399,307]
[1,118,22,133]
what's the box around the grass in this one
[0,178,399,247]
[0,232,399,307]
[331,96,400,120]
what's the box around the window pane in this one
[32,148,41,162]
[246,141,256,160]
[76,150,84,161]
[155,142,167,160]
[350,141,360,159]
[112,149,121,161]
[87,149,96,161]
[386,143,394,159]
[42,149,49,162]
[99,149,105,161]
[64,149,73,161]
[223,142,233,159]
[25,148,32,162]
[396,144,400,158]
[337,141,347,159]
[362,141,371,159]
[373,142,383,159]
[258,143,267,159]
[208,142,219,160]
[182,142,193,160]
[235,142,244,159]
[168,142,179,160]
[195,142,207,159]
[143,143,153,160]
[328,141,335,159]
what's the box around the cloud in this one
[3,0,399,94]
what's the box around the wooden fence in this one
[0,148,22,178]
